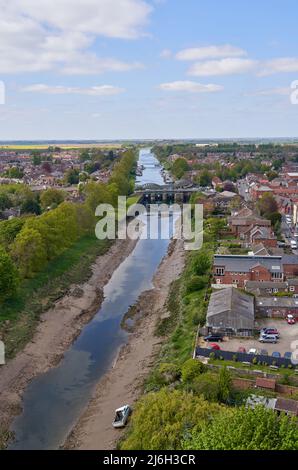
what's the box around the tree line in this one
[0,149,136,303]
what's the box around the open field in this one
[0,143,123,150]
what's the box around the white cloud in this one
[160,49,172,59]
[158,80,223,93]
[0,0,151,74]
[259,58,298,76]
[176,45,246,61]
[188,58,257,76]
[21,84,125,96]
[249,87,291,96]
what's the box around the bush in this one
[181,359,206,383]
[158,363,181,384]
[185,275,208,294]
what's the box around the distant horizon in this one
[1,137,298,145]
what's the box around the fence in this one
[195,347,295,368]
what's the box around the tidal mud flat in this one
[64,238,185,450]
[0,237,137,448]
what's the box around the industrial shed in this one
[206,287,255,335]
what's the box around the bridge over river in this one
[135,183,200,203]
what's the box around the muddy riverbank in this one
[0,237,137,448]
[64,238,185,450]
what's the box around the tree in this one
[64,168,80,185]
[257,192,278,218]
[0,192,12,211]
[12,227,47,278]
[40,188,65,210]
[191,251,210,276]
[4,167,24,179]
[0,247,19,302]
[120,389,222,450]
[183,406,298,450]
[198,170,212,187]
[172,158,189,179]
[223,181,236,192]
[217,367,232,403]
[20,198,41,215]
[0,217,26,249]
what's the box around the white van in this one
[290,240,297,249]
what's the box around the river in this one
[8,148,172,450]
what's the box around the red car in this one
[209,343,221,351]
[286,314,296,325]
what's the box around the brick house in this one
[228,214,271,238]
[213,255,286,288]
[282,255,298,277]
[243,225,277,248]
[256,296,298,318]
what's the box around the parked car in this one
[112,405,132,428]
[260,349,268,356]
[248,348,258,355]
[209,343,221,350]
[272,351,281,358]
[284,352,292,359]
[204,334,223,343]
[237,346,246,353]
[260,328,280,338]
[259,334,278,344]
[286,314,296,325]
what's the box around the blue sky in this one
[1,0,298,140]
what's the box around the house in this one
[213,254,285,288]
[243,225,277,248]
[256,296,298,318]
[206,287,255,335]
[282,255,298,277]
[245,281,288,296]
[275,397,298,417]
[228,214,271,238]
[287,278,298,294]
[246,395,298,417]
[213,191,238,210]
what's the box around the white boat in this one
[112,405,132,428]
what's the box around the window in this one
[272,272,283,280]
[216,279,222,284]
[216,267,225,276]
[232,279,239,284]
[290,286,295,292]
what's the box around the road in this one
[237,179,251,202]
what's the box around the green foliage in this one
[171,158,189,179]
[64,168,80,185]
[40,188,65,210]
[0,192,12,211]
[0,247,19,302]
[185,275,208,294]
[198,170,212,187]
[0,217,26,249]
[12,227,47,278]
[191,251,211,276]
[181,359,206,383]
[120,389,222,450]
[3,166,24,179]
[183,406,298,450]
